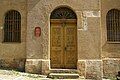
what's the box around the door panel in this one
[50,21,77,69]
[65,23,77,68]
[50,23,64,68]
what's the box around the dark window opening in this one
[4,10,21,42]
[106,9,120,42]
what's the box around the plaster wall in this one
[26,0,102,79]
[101,0,120,78]
[101,0,120,58]
[0,0,27,70]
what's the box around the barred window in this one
[106,9,120,42]
[4,10,21,42]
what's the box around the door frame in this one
[50,19,78,69]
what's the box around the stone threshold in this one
[50,69,77,70]
[49,73,79,76]
[48,73,80,79]
[50,69,78,73]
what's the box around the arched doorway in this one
[50,7,77,69]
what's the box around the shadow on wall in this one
[0,58,26,72]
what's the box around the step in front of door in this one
[50,69,78,73]
[48,73,80,79]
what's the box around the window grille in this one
[50,7,77,19]
[106,9,120,42]
[4,10,21,42]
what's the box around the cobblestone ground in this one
[0,69,49,80]
[0,69,87,80]
[0,69,114,80]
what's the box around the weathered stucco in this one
[26,0,101,60]
[0,0,120,79]
[26,0,102,79]
[0,0,27,71]
[101,0,120,78]
[86,60,102,80]
[103,59,120,78]
[101,0,120,58]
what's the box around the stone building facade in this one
[0,0,120,79]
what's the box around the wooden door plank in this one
[64,22,77,69]
[50,23,64,68]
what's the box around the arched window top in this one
[5,10,21,20]
[50,7,77,19]
[107,9,120,19]
[107,9,119,14]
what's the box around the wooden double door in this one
[50,20,77,69]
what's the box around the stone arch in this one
[50,6,77,19]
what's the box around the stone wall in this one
[78,12,101,59]
[26,0,101,76]
[101,0,120,58]
[0,0,119,79]
[77,60,102,80]
[0,0,27,71]
[78,59,120,79]
[25,59,42,74]
[103,59,120,78]
[101,0,120,78]
[0,58,26,71]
